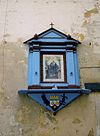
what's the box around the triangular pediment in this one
[43,31,62,38]
[39,29,67,39]
[24,27,81,44]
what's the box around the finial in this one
[50,22,54,28]
[33,34,38,39]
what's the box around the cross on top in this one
[50,22,54,28]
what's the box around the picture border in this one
[40,52,67,83]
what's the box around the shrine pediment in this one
[41,31,63,38]
[24,28,81,44]
[38,28,68,39]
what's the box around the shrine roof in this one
[24,27,81,45]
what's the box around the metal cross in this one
[50,22,54,28]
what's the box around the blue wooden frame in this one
[18,27,91,114]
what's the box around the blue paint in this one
[40,49,66,52]
[38,29,69,39]
[28,50,40,85]
[28,51,33,85]
[18,88,91,113]
[28,93,80,113]
[66,50,75,85]
[18,27,91,114]
[74,52,80,86]
[39,39,67,42]
[43,31,63,38]
[32,51,40,85]
[28,39,78,43]
[40,83,68,86]
[18,89,91,94]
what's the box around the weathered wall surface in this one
[0,0,100,136]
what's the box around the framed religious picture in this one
[41,52,66,83]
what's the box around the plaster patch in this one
[82,20,88,27]
[84,7,99,18]
[88,128,94,136]
[3,33,11,37]
[82,19,90,27]
[78,33,85,41]
[72,118,82,124]
[46,112,57,123]
[0,92,10,107]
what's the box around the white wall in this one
[0,0,100,135]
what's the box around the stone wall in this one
[0,0,100,136]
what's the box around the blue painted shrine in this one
[18,26,91,114]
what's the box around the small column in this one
[66,48,75,85]
[74,52,80,86]
[28,50,33,85]
[32,50,40,85]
